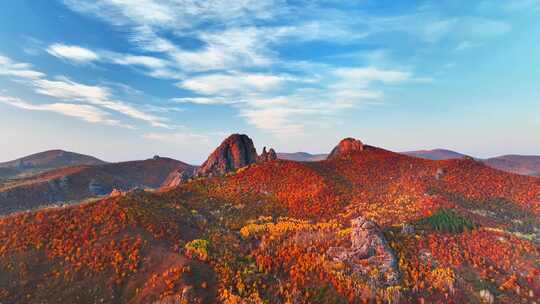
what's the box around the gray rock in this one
[401,223,414,234]
[435,168,445,180]
[479,289,494,304]
[328,217,400,286]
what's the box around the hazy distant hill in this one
[402,149,469,160]
[484,155,540,177]
[0,156,195,215]
[277,152,327,161]
[0,149,106,179]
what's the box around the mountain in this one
[403,149,540,176]
[0,150,106,179]
[1,135,539,303]
[484,155,540,176]
[0,156,195,215]
[402,148,469,160]
[277,152,327,161]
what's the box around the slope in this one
[0,157,195,215]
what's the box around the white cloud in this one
[0,54,45,79]
[62,0,281,30]
[47,44,100,62]
[172,96,239,105]
[179,72,284,96]
[46,43,170,74]
[56,1,441,137]
[0,94,129,127]
[174,66,418,134]
[334,67,412,85]
[111,54,167,69]
[1,54,170,128]
[239,106,307,134]
[32,77,169,128]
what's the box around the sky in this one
[0,0,539,164]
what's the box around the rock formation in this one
[327,138,364,160]
[258,147,277,163]
[196,134,258,177]
[109,188,124,197]
[435,167,445,180]
[327,217,399,286]
[162,169,191,188]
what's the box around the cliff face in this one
[196,134,258,177]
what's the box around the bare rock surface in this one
[328,217,399,286]
[327,138,364,160]
[162,170,191,188]
[196,134,258,177]
[258,147,277,163]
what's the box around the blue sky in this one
[0,0,539,164]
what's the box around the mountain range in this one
[0,156,194,215]
[278,148,540,177]
[0,134,539,303]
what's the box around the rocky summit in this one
[327,137,364,160]
[196,134,258,177]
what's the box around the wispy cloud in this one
[0,94,129,127]
[0,55,45,79]
[47,44,100,62]
[33,77,169,128]
[179,72,284,96]
[174,66,417,134]
[0,53,170,128]
[46,43,170,74]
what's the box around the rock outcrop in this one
[327,138,364,160]
[258,147,277,163]
[196,134,258,177]
[327,217,399,286]
[162,169,191,188]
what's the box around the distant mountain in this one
[401,149,469,160]
[0,156,195,215]
[484,155,540,177]
[277,152,327,162]
[0,149,106,179]
[402,149,540,177]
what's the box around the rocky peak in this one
[327,137,364,160]
[258,146,277,163]
[196,134,258,177]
